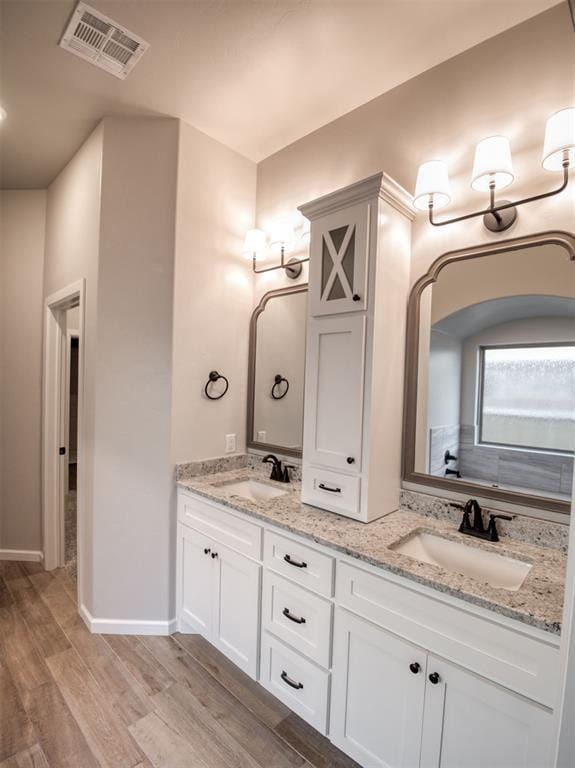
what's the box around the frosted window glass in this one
[480,345,575,453]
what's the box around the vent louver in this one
[59,2,149,79]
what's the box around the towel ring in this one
[205,371,229,400]
[271,374,289,400]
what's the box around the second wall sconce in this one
[413,107,575,232]
[243,215,310,278]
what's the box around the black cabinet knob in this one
[211,552,218,559]
[428,672,440,685]
[352,294,361,302]
[346,457,355,464]
[204,548,210,555]
[409,662,421,674]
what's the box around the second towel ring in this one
[205,371,229,400]
[271,374,289,400]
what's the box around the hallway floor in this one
[0,561,358,768]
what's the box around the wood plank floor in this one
[0,561,359,768]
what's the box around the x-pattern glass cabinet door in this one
[309,203,370,316]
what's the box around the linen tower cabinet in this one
[298,173,414,522]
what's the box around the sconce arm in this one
[429,162,570,228]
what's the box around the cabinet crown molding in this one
[298,171,415,221]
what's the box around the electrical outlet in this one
[225,433,236,453]
[257,430,267,442]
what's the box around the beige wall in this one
[253,289,307,449]
[171,120,257,463]
[88,117,179,621]
[45,124,103,605]
[430,245,575,323]
[0,190,46,552]
[255,4,575,285]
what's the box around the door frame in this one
[42,280,85,586]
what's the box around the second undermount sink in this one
[222,479,287,503]
[391,531,532,591]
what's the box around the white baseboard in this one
[80,603,176,636]
[0,549,44,562]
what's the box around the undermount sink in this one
[222,479,287,503]
[391,531,532,591]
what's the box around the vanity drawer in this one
[336,561,561,708]
[260,633,330,733]
[302,466,361,519]
[178,491,262,560]
[264,530,335,597]
[262,571,333,668]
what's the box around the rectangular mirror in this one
[247,285,308,457]
[404,233,575,515]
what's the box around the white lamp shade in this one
[242,228,266,257]
[413,160,451,211]
[471,135,514,191]
[542,108,575,171]
[270,217,295,246]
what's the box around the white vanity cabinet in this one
[419,654,555,768]
[299,173,413,522]
[176,492,262,678]
[331,608,555,768]
[176,489,560,768]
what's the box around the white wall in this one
[171,120,257,463]
[427,330,462,430]
[0,190,46,553]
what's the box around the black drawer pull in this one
[211,552,218,559]
[204,548,211,555]
[346,457,355,464]
[429,672,440,685]
[283,608,306,625]
[409,662,421,674]
[284,554,307,569]
[281,670,303,690]
[318,483,341,493]
[352,294,361,302]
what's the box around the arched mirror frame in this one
[402,230,575,516]
[247,284,308,459]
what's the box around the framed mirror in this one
[247,285,308,458]
[403,232,575,515]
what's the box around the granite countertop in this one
[177,467,567,635]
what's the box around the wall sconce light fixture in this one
[413,107,575,232]
[242,215,310,278]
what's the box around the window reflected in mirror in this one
[414,243,575,503]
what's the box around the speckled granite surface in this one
[400,489,569,553]
[177,467,567,635]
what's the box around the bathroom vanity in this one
[175,174,573,767]
[176,471,564,768]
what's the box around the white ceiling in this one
[0,0,563,189]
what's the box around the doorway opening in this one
[42,281,85,597]
[64,317,80,574]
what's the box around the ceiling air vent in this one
[59,2,149,79]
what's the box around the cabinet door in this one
[178,525,214,637]
[330,609,427,768]
[420,656,556,768]
[212,542,262,679]
[303,314,366,472]
[309,203,370,316]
